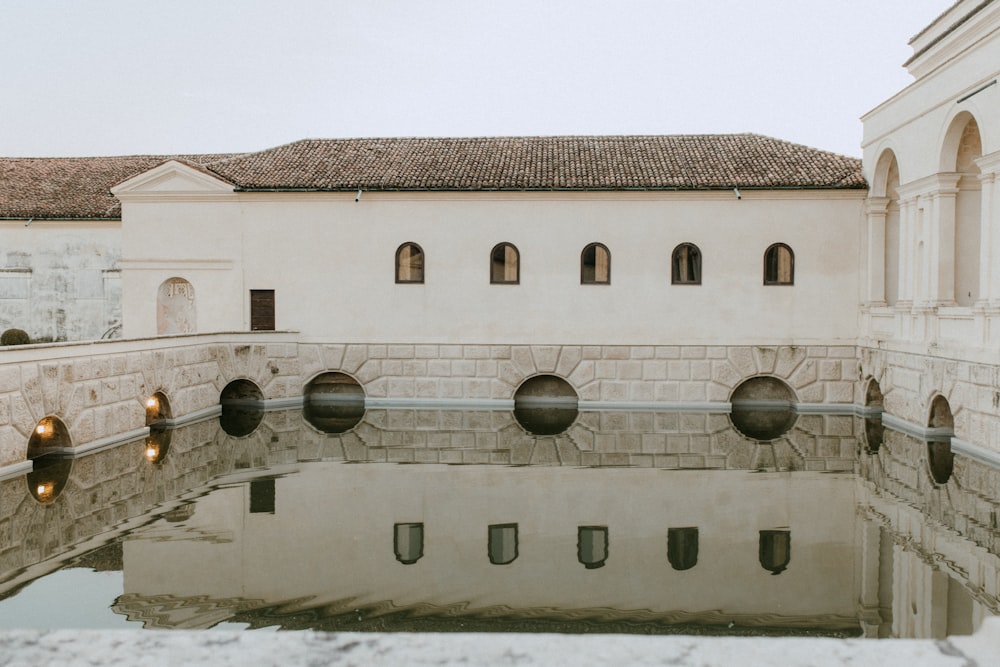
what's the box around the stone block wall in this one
[298,343,860,406]
[860,346,1000,453]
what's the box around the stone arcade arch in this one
[870,149,901,306]
[926,394,955,485]
[942,113,983,306]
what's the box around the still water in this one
[1,405,998,638]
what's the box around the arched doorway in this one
[219,379,264,437]
[872,150,901,306]
[729,376,797,441]
[303,372,365,434]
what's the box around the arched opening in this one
[27,416,72,460]
[156,277,196,334]
[763,244,794,285]
[513,375,579,435]
[667,527,699,571]
[950,115,982,306]
[394,523,424,564]
[671,243,702,285]
[490,243,520,284]
[927,394,954,430]
[581,243,610,284]
[303,372,365,434]
[578,526,608,569]
[219,379,264,437]
[865,379,884,408]
[873,150,901,306]
[729,377,797,441]
[145,391,172,426]
[395,242,425,283]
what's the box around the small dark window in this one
[250,289,275,331]
[578,525,608,569]
[249,479,275,514]
[394,522,424,564]
[759,529,791,575]
[763,244,794,285]
[671,243,702,284]
[491,243,520,284]
[488,523,519,564]
[581,243,610,284]
[667,527,699,571]
[396,242,425,283]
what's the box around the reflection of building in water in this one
[2,407,998,638]
[116,462,857,633]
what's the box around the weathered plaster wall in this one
[0,221,121,342]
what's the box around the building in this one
[0,0,998,460]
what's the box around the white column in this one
[865,197,890,306]
[976,151,1000,307]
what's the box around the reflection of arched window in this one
[488,523,518,564]
[667,527,699,571]
[671,243,701,284]
[491,243,520,284]
[581,243,610,284]
[763,244,794,285]
[759,530,791,575]
[395,242,425,283]
[394,523,424,564]
[157,277,196,334]
[578,526,608,569]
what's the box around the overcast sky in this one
[0,0,948,158]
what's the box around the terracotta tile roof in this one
[0,135,864,220]
[0,154,236,219]
[204,135,865,192]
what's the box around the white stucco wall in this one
[116,175,864,346]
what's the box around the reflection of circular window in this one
[220,405,264,437]
[303,401,365,434]
[729,406,797,441]
[927,440,954,485]
[513,406,579,436]
[26,456,73,504]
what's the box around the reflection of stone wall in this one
[0,340,863,468]
[860,346,1000,453]
[856,427,1000,638]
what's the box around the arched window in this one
[671,243,702,284]
[395,242,424,283]
[667,527,699,571]
[490,242,520,284]
[581,243,610,284]
[759,530,791,575]
[763,243,794,285]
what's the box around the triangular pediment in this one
[112,160,234,196]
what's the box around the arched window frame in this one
[763,243,794,285]
[395,242,425,284]
[490,242,520,284]
[580,242,611,285]
[671,243,702,285]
